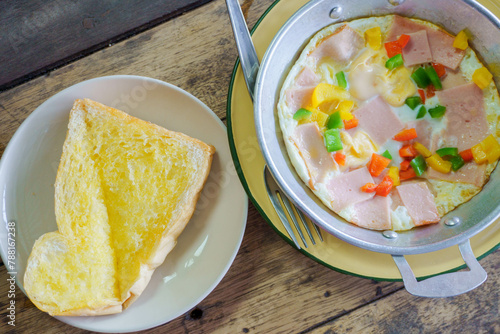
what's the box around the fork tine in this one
[280,194,308,248]
[297,210,324,242]
[295,209,316,245]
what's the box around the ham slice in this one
[426,162,486,187]
[292,123,335,187]
[285,67,320,113]
[351,196,392,230]
[295,67,320,87]
[327,167,375,212]
[309,25,364,64]
[402,30,433,66]
[285,86,315,114]
[387,16,465,70]
[353,95,405,146]
[396,182,440,226]
[436,83,489,151]
[441,69,467,90]
[406,119,434,150]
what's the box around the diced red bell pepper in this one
[400,160,411,171]
[418,89,426,104]
[398,34,411,48]
[399,167,417,180]
[343,117,359,130]
[384,40,402,58]
[393,128,418,141]
[334,152,346,166]
[459,148,474,162]
[432,62,446,78]
[399,144,418,158]
[368,153,391,177]
[361,183,377,193]
[426,84,436,98]
[375,176,394,197]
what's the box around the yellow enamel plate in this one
[227,0,500,280]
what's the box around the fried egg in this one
[277,15,500,231]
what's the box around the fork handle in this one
[225,0,260,101]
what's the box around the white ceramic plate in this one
[0,75,248,332]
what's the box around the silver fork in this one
[264,167,323,249]
[226,0,323,249]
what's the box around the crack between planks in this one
[0,0,213,93]
[298,286,407,334]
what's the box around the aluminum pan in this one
[254,0,500,255]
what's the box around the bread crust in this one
[24,98,215,316]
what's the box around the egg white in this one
[277,15,500,231]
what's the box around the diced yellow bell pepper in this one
[478,134,500,163]
[365,27,382,51]
[413,142,432,158]
[299,108,329,128]
[453,30,468,50]
[472,67,493,89]
[337,100,355,120]
[311,83,350,108]
[387,166,400,186]
[426,153,452,174]
[471,143,488,164]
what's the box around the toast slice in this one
[24,98,215,315]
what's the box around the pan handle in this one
[392,240,487,298]
[226,0,260,101]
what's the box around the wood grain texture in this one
[308,251,500,334]
[0,0,213,90]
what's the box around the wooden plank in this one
[0,205,404,333]
[307,250,500,334]
[0,0,213,90]
[0,0,251,125]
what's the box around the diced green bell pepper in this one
[449,155,465,171]
[335,71,347,89]
[405,96,422,109]
[425,65,442,90]
[436,147,459,157]
[324,129,343,152]
[411,67,431,88]
[381,150,392,160]
[416,106,427,119]
[428,105,446,118]
[293,108,312,121]
[410,155,427,176]
[385,54,404,70]
[326,111,344,129]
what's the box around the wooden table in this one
[1,0,499,333]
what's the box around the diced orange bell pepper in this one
[368,153,391,177]
[400,160,411,171]
[398,34,411,48]
[459,148,474,162]
[384,40,402,58]
[361,183,378,193]
[418,89,426,104]
[399,144,418,158]
[393,128,418,141]
[432,63,446,78]
[399,167,416,180]
[334,151,346,166]
[375,176,394,197]
[343,117,359,130]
